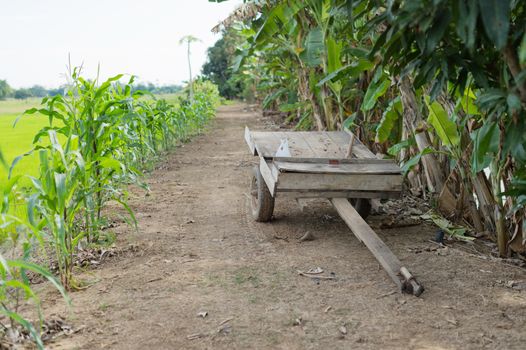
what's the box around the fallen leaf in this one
[299,231,315,242]
[307,267,324,274]
[187,333,205,340]
[446,318,458,326]
[217,324,232,335]
[293,317,302,326]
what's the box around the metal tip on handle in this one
[399,266,424,297]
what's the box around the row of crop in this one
[213,0,526,256]
[0,71,219,347]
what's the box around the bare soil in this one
[44,104,525,349]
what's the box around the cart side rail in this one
[245,126,257,156]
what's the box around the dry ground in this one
[43,104,525,349]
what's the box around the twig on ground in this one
[376,290,397,299]
[297,270,335,280]
[218,318,233,326]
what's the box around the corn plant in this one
[0,156,69,349]
[4,69,219,347]
[12,69,219,290]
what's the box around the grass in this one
[0,98,48,189]
[0,93,182,190]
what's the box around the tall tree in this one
[202,28,244,99]
[0,80,12,100]
[179,35,202,100]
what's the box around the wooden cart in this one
[245,127,424,296]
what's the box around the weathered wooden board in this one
[322,131,347,155]
[245,127,422,295]
[273,131,317,157]
[326,131,376,159]
[278,172,402,192]
[330,198,424,296]
[259,157,278,196]
[275,161,401,175]
[273,157,396,165]
[331,198,403,289]
[245,126,257,155]
[278,190,400,199]
[300,132,339,158]
[246,127,363,159]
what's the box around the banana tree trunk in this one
[298,66,325,130]
[398,76,445,193]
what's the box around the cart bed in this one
[244,127,423,296]
[245,127,402,199]
[245,128,374,159]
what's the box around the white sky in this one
[0,0,242,88]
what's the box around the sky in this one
[0,0,243,89]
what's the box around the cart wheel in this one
[349,198,371,219]
[250,166,275,222]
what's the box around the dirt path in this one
[47,104,525,349]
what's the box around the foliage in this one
[213,0,526,256]
[129,82,182,95]
[14,89,32,100]
[0,159,69,349]
[202,27,246,99]
[0,80,12,100]
[0,70,219,347]
[0,79,181,101]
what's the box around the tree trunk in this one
[472,172,497,233]
[503,44,526,104]
[298,66,325,130]
[398,76,445,193]
[187,40,194,101]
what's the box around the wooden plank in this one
[331,198,403,289]
[250,131,319,158]
[323,131,347,157]
[324,132,347,155]
[259,157,277,196]
[278,172,402,192]
[270,161,280,180]
[245,126,257,155]
[273,131,317,158]
[327,131,375,159]
[299,132,331,158]
[274,161,401,175]
[325,132,350,151]
[251,132,280,158]
[344,129,377,159]
[353,143,376,159]
[273,157,396,165]
[278,190,400,199]
[330,198,424,296]
[248,129,383,160]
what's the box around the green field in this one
[0,98,47,189]
[0,94,182,189]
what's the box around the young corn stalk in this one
[0,152,69,349]
[3,71,219,348]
